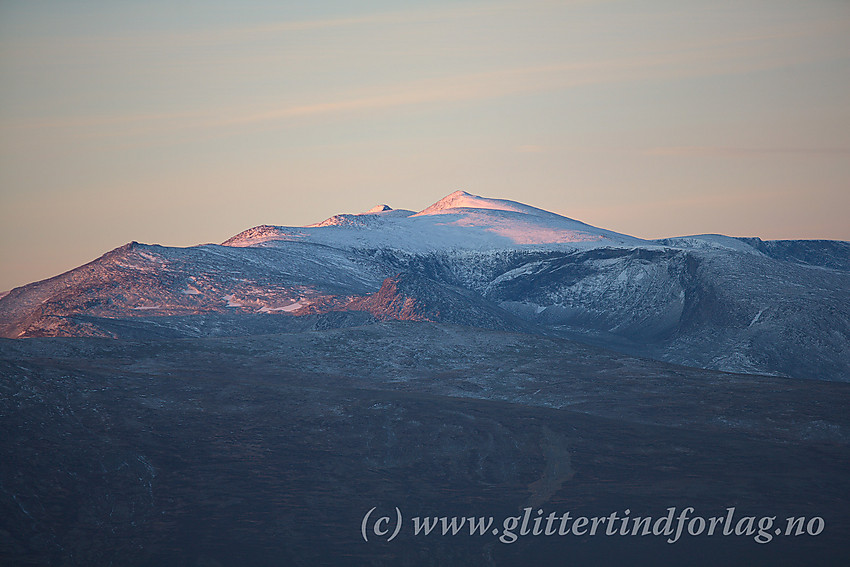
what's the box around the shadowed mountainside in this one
[2,323,849,566]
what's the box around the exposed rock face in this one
[348,273,433,322]
[344,272,531,333]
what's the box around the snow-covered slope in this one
[1,190,848,381]
[223,190,646,251]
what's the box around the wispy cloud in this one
[3,6,846,142]
[212,21,850,129]
[644,146,850,158]
[0,1,517,61]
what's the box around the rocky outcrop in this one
[345,272,532,332]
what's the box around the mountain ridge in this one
[1,191,847,381]
[225,190,646,250]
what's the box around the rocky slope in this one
[0,191,847,381]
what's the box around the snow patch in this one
[749,309,765,327]
[258,301,308,313]
[137,251,163,263]
[656,235,760,254]
[222,226,307,247]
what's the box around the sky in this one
[1,0,848,291]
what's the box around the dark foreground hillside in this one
[2,323,848,566]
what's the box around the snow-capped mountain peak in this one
[414,190,554,218]
[223,190,646,251]
[365,204,393,214]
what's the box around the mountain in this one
[3,191,850,566]
[1,190,848,381]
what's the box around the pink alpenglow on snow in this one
[224,191,646,251]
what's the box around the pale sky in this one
[1,0,848,291]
